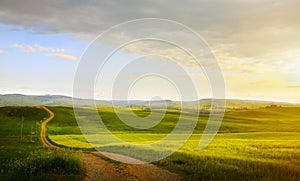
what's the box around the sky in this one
[0,0,299,102]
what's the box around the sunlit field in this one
[47,106,300,180]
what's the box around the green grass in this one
[0,106,84,181]
[46,106,300,180]
[2,102,298,180]
[159,132,300,180]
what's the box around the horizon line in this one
[1,92,299,104]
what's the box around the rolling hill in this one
[0,94,298,110]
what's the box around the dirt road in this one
[83,152,181,181]
[39,106,181,181]
[39,106,55,148]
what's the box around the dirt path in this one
[83,152,181,181]
[39,106,181,181]
[39,106,55,148]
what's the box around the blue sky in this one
[0,24,86,95]
[0,0,299,102]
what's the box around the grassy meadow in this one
[46,106,300,180]
[0,104,299,180]
[0,106,84,181]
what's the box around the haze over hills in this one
[0,94,298,110]
[0,94,111,107]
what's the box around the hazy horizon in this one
[1,93,300,104]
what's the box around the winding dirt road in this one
[39,106,55,148]
[39,106,181,181]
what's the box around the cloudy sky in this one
[0,0,299,102]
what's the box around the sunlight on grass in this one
[46,106,300,180]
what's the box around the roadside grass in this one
[0,106,84,180]
[3,149,83,181]
[47,106,300,180]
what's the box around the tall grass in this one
[155,134,300,181]
[2,149,83,181]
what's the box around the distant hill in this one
[0,94,111,107]
[116,98,299,110]
[0,94,298,109]
[197,99,299,112]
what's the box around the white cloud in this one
[46,53,78,61]
[35,44,64,52]
[0,49,6,54]
[2,1,300,59]
[12,44,36,52]
[12,43,65,53]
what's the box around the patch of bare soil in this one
[83,152,181,181]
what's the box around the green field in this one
[0,107,84,180]
[46,106,300,180]
[1,105,299,180]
